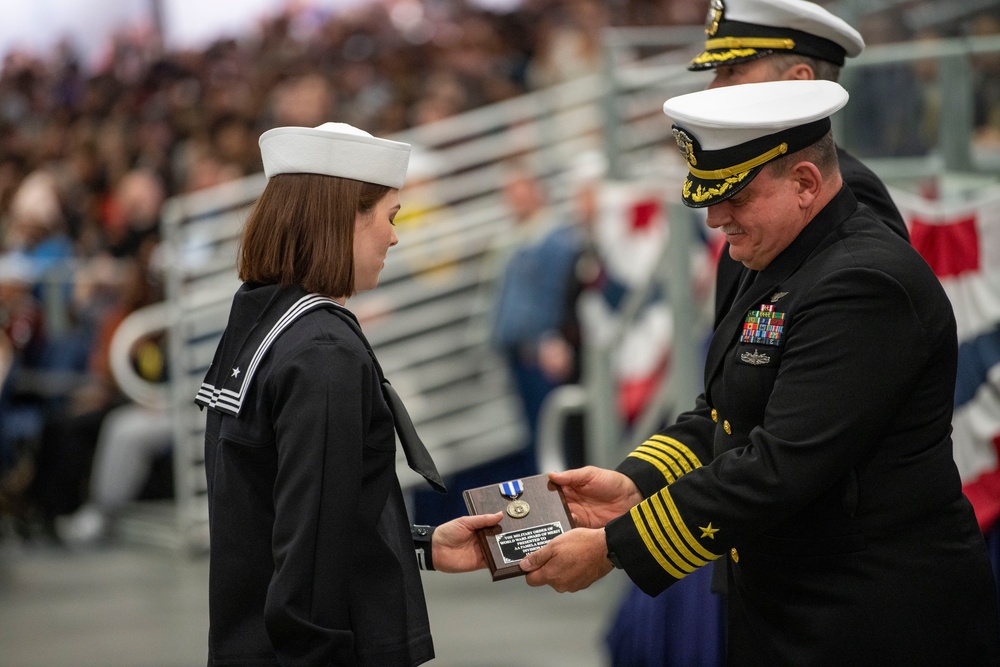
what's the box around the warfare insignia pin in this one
[770,291,789,303]
[740,349,771,366]
[705,0,724,36]
[672,127,697,166]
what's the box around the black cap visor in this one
[689,20,848,71]
[674,117,831,208]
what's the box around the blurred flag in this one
[898,185,1000,532]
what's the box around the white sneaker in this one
[55,505,108,546]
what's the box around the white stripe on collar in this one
[195,293,346,416]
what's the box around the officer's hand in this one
[547,467,642,528]
[519,527,614,592]
[432,512,504,573]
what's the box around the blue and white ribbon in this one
[499,479,524,499]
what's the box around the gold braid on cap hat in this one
[691,48,761,65]
[687,143,789,180]
[683,171,753,204]
[704,36,796,51]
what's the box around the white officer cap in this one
[690,0,865,70]
[662,79,849,208]
[259,122,411,188]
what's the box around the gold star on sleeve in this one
[699,523,719,539]
[628,487,721,582]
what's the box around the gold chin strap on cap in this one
[687,143,789,180]
[704,36,796,51]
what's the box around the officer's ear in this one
[789,161,823,208]
[782,63,816,81]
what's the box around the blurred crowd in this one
[844,8,1000,159]
[0,0,998,545]
[0,0,704,544]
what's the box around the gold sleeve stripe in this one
[630,505,689,580]
[686,143,788,180]
[649,494,709,569]
[661,488,720,562]
[648,435,703,470]
[636,441,685,472]
[634,438,672,456]
[640,500,700,574]
[628,451,678,484]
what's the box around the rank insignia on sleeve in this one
[740,304,785,346]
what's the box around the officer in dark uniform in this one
[689,0,909,327]
[520,80,1000,665]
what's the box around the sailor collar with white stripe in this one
[195,291,347,417]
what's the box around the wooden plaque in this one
[462,473,575,581]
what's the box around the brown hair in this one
[238,173,391,297]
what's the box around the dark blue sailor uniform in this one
[608,187,1000,665]
[197,284,434,667]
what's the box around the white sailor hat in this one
[690,0,865,70]
[259,122,411,188]
[663,79,849,208]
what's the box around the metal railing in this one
[108,26,1000,552]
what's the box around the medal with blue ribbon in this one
[500,479,530,519]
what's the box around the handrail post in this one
[664,202,703,414]
[938,51,974,173]
[536,384,588,473]
[601,29,626,181]
[582,330,623,470]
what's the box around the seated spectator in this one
[26,253,162,539]
[527,0,609,89]
[846,9,930,158]
[0,254,46,469]
[56,394,172,546]
[1,169,74,282]
[101,168,164,259]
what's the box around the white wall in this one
[159,0,289,51]
[0,0,149,67]
[0,0,378,70]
